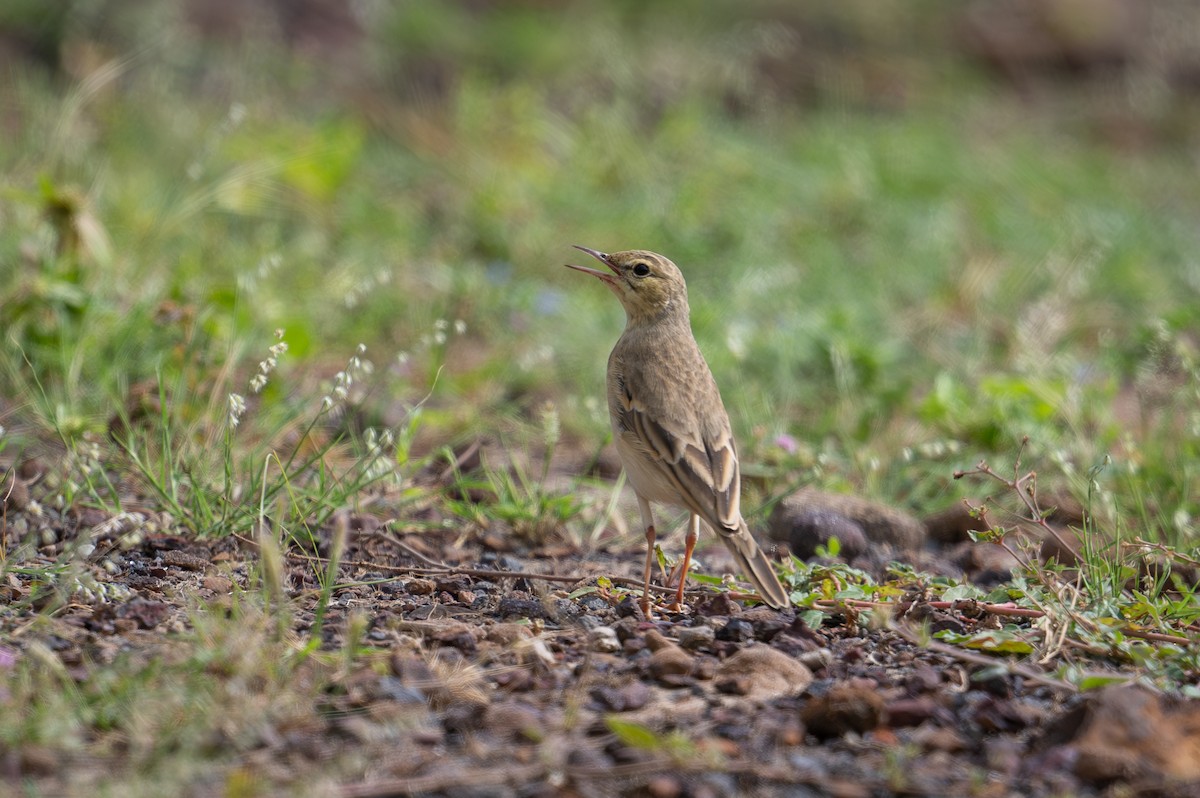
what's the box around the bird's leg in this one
[673,513,700,610]
[636,496,657,617]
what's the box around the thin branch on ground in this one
[953,436,1080,560]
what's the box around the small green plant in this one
[110,339,425,544]
[443,403,584,545]
[604,717,721,767]
[953,440,1200,685]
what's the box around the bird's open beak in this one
[565,245,619,282]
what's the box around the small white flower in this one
[250,332,287,393]
[228,393,247,427]
[1174,508,1193,534]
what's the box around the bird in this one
[566,245,790,613]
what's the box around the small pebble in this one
[801,683,886,739]
[405,578,436,595]
[588,626,620,653]
[677,625,715,650]
[716,618,753,643]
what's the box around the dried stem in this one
[953,436,1080,563]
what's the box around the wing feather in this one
[622,404,742,532]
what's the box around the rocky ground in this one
[4,469,1200,797]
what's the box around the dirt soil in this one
[4,496,1200,798]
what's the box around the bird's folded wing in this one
[623,404,742,532]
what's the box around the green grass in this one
[1,0,1199,792]
[1,0,1195,612]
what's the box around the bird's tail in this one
[720,520,790,610]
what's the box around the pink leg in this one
[641,523,657,616]
[636,496,657,616]
[673,514,700,609]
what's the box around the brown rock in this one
[405,578,437,595]
[17,457,45,481]
[116,599,170,629]
[1,470,29,511]
[922,502,990,544]
[886,696,939,728]
[737,606,790,641]
[714,645,813,700]
[772,509,869,560]
[954,540,1023,580]
[484,623,533,646]
[112,618,138,635]
[904,664,942,695]
[692,655,718,681]
[590,681,651,712]
[911,723,968,753]
[801,683,886,739]
[984,737,1022,779]
[648,643,694,683]
[391,654,436,687]
[5,744,58,777]
[161,549,210,571]
[432,623,477,654]
[202,575,234,593]
[676,625,716,650]
[693,592,742,617]
[769,488,925,558]
[483,700,544,742]
[643,629,673,652]
[1040,684,1200,784]
[646,776,683,798]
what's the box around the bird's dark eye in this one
[632,263,651,277]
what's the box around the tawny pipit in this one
[566,246,790,612]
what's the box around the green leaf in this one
[1077,674,1129,691]
[834,585,869,600]
[967,526,1007,545]
[941,583,984,602]
[605,717,662,750]
[936,629,1035,655]
[800,609,825,630]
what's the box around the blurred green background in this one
[2,0,1199,538]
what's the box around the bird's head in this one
[566,246,688,324]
